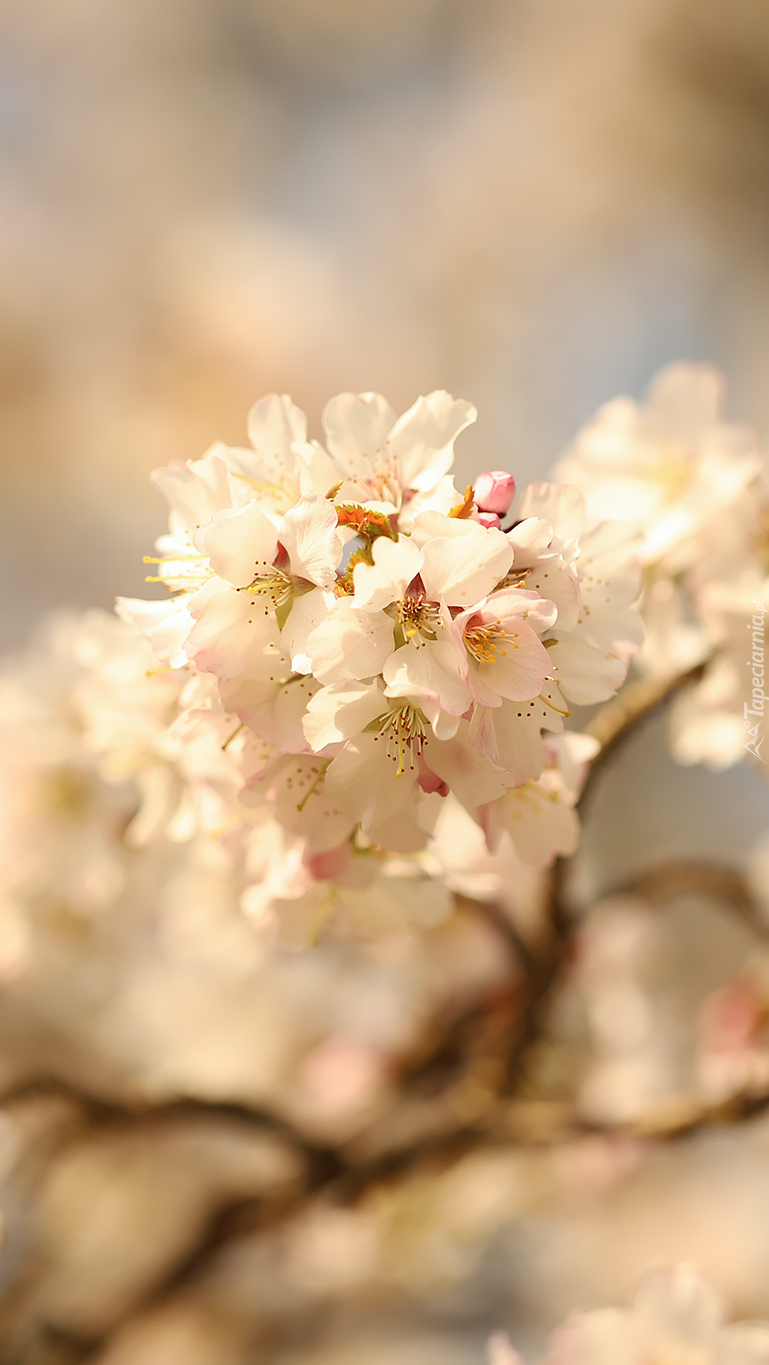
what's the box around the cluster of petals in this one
[557,361,769,773]
[488,1264,769,1365]
[113,387,643,923]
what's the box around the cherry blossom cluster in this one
[557,362,769,771]
[113,389,642,917]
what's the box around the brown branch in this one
[578,656,712,815]
[494,1081,769,1147]
[616,860,769,942]
[30,659,731,1362]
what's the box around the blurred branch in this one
[615,859,769,942]
[579,656,713,814]
[23,660,747,1362]
[495,1083,769,1146]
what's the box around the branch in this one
[578,656,712,814]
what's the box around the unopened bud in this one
[476,510,501,529]
[474,469,516,515]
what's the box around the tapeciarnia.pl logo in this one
[745,600,766,762]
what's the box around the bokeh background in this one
[4,3,769,1362]
[3,0,769,643]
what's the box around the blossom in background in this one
[488,1265,769,1363]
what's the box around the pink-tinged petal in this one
[351,535,424,612]
[469,702,548,786]
[322,392,396,476]
[482,587,559,634]
[482,782,579,868]
[195,500,279,587]
[382,675,461,740]
[303,680,385,752]
[477,511,501,529]
[282,587,332,675]
[280,491,342,588]
[367,796,434,854]
[243,755,353,853]
[420,523,512,606]
[474,470,517,515]
[516,482,586,541]
[307,602,394,685]
[417,755,449,796]
[150,453,235,531]
[507,516,554,557]
[325,731,419,832]
[383,638,470,717]
[547,639,626,705]
[576,521,644,658]
[426,722,508,811]
[185,579,276,679]
[458,610,552,708]
[246,393,307,473]
[220,673,318,752]
[115,596,194,668]
[388,391,476,492]
[303,841,352,881]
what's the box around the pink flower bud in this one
[473,469,516,515]
[476,510,501,529]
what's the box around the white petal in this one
[387,390,476,492]
[426,723,508,811]
[244,755,353,852]
[507,517,554,558]
[246,392,307,475]
[195,500,279,588]
[325,731,419,832]
[548,639,626,705]
[280,491,342,588]
[308,602,394,685]
[383,638,470,717]
[420,524,512,606]
[282,587,333,674]
[221,673,318,752]
[465,620,552,707]
[303,680,385,751]
[483,780,579,866]
[322,391,397,476]
[470,702,548,786]
[516,483,586,541]
[185,579,275,679]
[115,595,194,669]
[150,453,236,532]
[351,535,423,612]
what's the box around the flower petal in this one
[195,500,279,588]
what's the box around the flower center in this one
[239,567,294,611]
[396,590,441,642]
[371,703,426,777]
[464,620,509,664]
